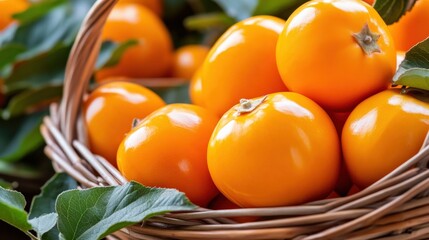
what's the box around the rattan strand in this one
[41,0,429,238]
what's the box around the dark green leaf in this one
[2,85,62,119]
[213,0,259,21]
[4,45,69,93]
[253,0,305,15]
[0,187,31,232]
[0,110,46,162]
[152,83,191,104]
[374,0,416,25]
[56,181,195,240]
[13,0,68,25]
[29,173,77,240]
[0,44,26,70]
[96,40,138,70]
[393,38,429,89]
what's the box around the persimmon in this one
[276,0,396,111]
[96,3,173,81]
[83,81,165,167]
[118,0,162,16]
[342,90,429,189]
[117,104,219,207]
[201,16,288,117]
[171,45,209,80]
[208,92,340,207]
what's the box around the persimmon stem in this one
[235,95,267,114]
[353,23,381,55]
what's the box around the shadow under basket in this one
[41,0,429,239]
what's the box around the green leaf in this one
[56,181,195,240]
[213,0,259,21]
[0,0,96,63]
[13,0,68,25]
[0,187,31,232]
[2,85,62,119]
[253,0,305,16]
[96,40,138,70]
[28,213,58,240]
[0,110,46,162]
[152,83,191,104]
[184,13,235,31]
[0,44,26,70]
[393,38,429,89]
[4,45,69,93]
[29,173,77,240]
[374,0,416,25]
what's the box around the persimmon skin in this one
[343,90,429,189]
[208,92,340,207]
[117,104,220,207]
[171,45,210,80]
[201,16,288,117]
[96,3,173,81]
[83,81,165,167]
[276,0,396,112]
[118,0,163,16]
[189,68,205,107]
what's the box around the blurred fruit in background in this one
[96,3,173,81]
[171,45,209,79]
[119,0,163,16]
[388,0,429,52]
[0,0,29,30]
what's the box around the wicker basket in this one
[41,0,429,239]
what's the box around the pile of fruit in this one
[82,0,429,211]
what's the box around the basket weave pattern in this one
[41,0,429,239]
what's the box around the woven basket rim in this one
[41,0,429,239]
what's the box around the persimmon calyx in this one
[235,95,267,114]
[353,23,381,55]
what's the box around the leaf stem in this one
[25,231,38,240]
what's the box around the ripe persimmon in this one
[171,45,209,80]
[0,0,29,30]
[276,0,396,111]
[117,104,219,207]
[96,3,173,81]
[201,16,288,117]
[83,81,165,166]
[342,90,429,189]
[208,92,340,207]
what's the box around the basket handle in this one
[59,0,118,143]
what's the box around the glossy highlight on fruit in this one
[202,15,288,117]
[189,68,205,107]
[83,81,165,166]
[276,0,396,111]
[342,90,429,189]
[117,104,220,207]
[96,3,173,81]
[208,92,340,207]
